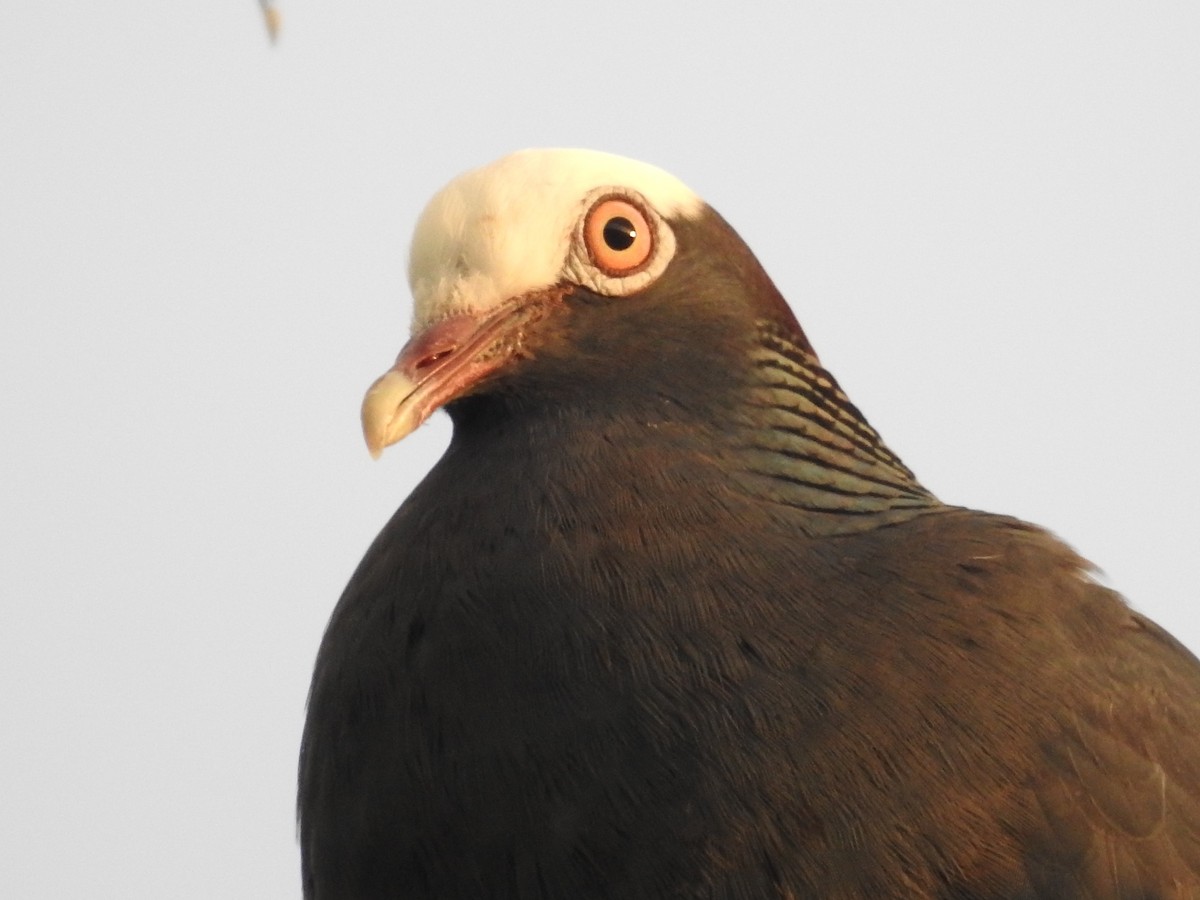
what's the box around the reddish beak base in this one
[360,295,558,457]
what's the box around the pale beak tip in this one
[360,368,420,458]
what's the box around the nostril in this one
[416,348,454,370]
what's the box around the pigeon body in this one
[300,150,1200,898]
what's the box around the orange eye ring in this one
[583,197,654,275]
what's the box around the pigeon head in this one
[361,148,814,456]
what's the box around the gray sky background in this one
[1,3,1197,897]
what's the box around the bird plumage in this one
[300,149,1200,898]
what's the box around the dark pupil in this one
[603,217,637,251]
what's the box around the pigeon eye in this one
[584,197,653,275]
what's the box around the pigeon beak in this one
[360,294,557,458]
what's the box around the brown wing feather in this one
[853,513,1200,898]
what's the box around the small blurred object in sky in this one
[259,0,281,43]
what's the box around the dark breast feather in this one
[301,413,1200,898]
